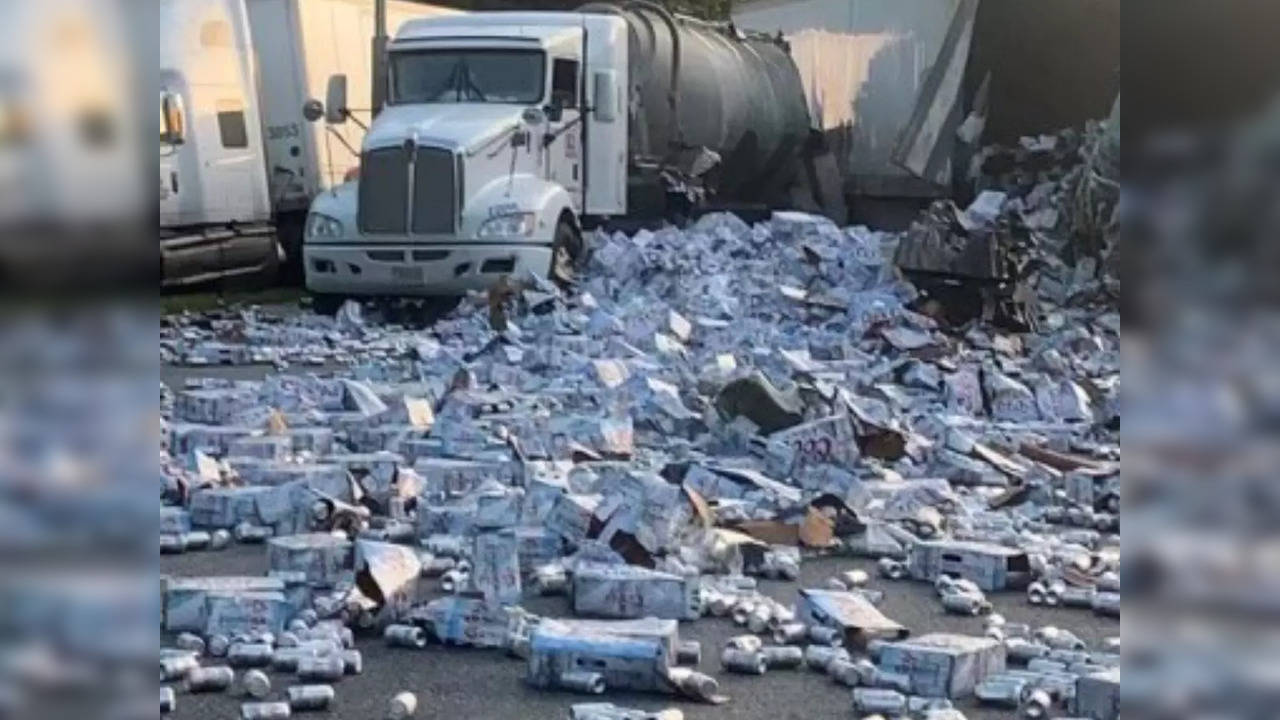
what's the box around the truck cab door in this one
[544,56,583,213]
[159,77,200,228]
[159,93,183,224]
[581,15,629,216]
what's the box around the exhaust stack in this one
[372,0,388,116]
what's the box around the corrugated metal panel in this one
[732,0,960,196]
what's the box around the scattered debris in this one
[160,116,1119,718]
[387,691,418,719]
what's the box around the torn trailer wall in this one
[732,0,962,198]
[732,0,1119,199]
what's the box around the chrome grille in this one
[412,147,456,234]
[357,145,456,235]
[358,146,409,234]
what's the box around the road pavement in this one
[162,546,1116,720]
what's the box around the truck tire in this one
[275,213,306,287]
[310,293,345,316]
[549,216,582,287]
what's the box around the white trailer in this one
[159,0,455,288]
[247,0,458,216]
[160,0,274,287]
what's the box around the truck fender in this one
[462,175,576,243]
[306,181,359,237]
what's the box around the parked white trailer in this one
[247,0,457,216]
[160,0,274,287]
[159,0,455,288]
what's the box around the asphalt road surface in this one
[162,546,1116,720]
[162,301,1116,719]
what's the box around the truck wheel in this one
[274,213,306,287]
[310,293,345,316]
[550,217,582,287]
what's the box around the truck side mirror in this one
[161,91,186,145]
[302,99,325,123]
[592,71,618,123]
[543,100,563,124]
[325,74,349,125]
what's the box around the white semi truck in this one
[159,0,454,288]
[302,1,811,303]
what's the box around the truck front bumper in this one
[304,242,552,296]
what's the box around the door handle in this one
[170,172,179,194]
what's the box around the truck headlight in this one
[477,212,536,239]
[306,213,344,239]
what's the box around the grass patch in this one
[162,287,305,315]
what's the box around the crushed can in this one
[828,658,861,687]
[387,691,418,719]
[210,528,233,550]
[807,625,842,646]
[228,643,274,668]
[773,622,807,645]
[240,701,291,720]
[242,669,272,699]
[161,653,199,682]
[207,634,231,658]
[286,684,335,711]
[721,648,767,675]
[297,655,345,682]
[941,592,991,616]
[761,645,803,670]
[160,686,176,714]
[1020,688,1052,718]
[185,666,235,693]
[804,645,849,672]
[675,640,701,666]
[852,688,907,715]
[385,624,428,649]
[560,670,607,694]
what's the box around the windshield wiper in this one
[459,59,487,102]
[420,60,460,103]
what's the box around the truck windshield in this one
[390,49,545,105]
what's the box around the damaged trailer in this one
[731,0,1119,203]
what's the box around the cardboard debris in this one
[795,588,908,646]
[354,539,421,617]
[159,112,1120,712]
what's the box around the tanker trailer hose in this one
[579,0,682,145]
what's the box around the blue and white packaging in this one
[162,576,285,632]
[267,533,353,588]
[571,562,700,621]
[472,529,522,606]
[877,633,1006,698]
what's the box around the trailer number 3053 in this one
[267,123,301,141]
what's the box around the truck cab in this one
[303,12,628,297]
